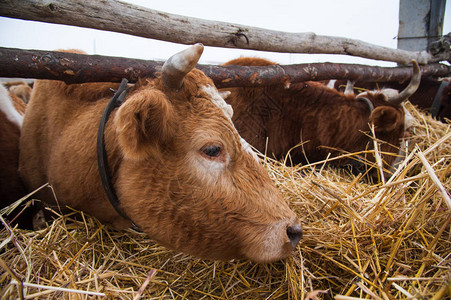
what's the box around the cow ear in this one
[370,106,403,133]
[114,89,176,161]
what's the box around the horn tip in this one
[161,43,205,91]
[193,43,204,56]
[412,60,420,74]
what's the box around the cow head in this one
[111,44,302,262]
[353,61,420,168]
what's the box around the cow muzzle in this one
[242,216,303,263]
[287,224,303,248]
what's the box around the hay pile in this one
[1,102,450,299]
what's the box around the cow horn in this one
[357,97,375,112]
[219,91,231,99]
[344,80,355,95]
[162,43,204,91]
[388,60,421,105]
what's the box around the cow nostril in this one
[286,225,303,248]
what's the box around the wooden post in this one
[398,0,446,52]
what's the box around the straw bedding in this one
[1,102,450,299]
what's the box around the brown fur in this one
[0,86,33,228]
[0,110,26,206]
[19,51,302,262]
[9,91,26,115]
[224,57,278,67]
[222,57,406,169]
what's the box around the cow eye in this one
[202,145,221,158]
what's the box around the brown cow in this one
[221,57,420,171]
[0,84,33,228]
[19,44,302,263]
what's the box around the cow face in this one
[354,62,420,169]
[351,91,408,169]
[357,88,414,134]
[112,45,302,263]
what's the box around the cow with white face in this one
[19,44,302,263]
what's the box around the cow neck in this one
[97,78,139,230]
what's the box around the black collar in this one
[96,78,138,228]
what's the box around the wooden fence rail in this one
[0,0,450,65]
[1,48,450,87]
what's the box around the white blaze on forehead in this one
[197,152,231,175]
[380,88,400,98]
[201,85,234,119]
[357,88,400,100]
[201,85,259,161]
[241,137,260,161]
[0,84,23,128]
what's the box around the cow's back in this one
[225,82,370,162]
